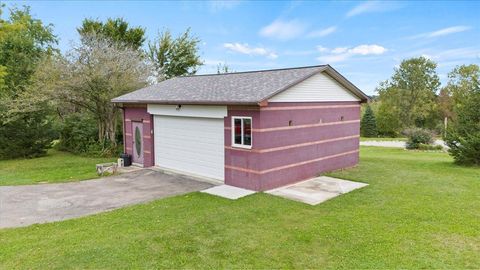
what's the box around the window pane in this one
[234,118,242,144]
[243,118,251,146]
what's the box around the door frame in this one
[131,121,144,165]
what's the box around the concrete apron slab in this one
[201,185,256,200]
[266,176,368,205]
[0,169,214,229]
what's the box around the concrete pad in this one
[201,185,256,200]
[266,176,368,205]
[0,169,214,228]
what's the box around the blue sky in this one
[3,1,480,95]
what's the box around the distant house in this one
[112,65,369,191]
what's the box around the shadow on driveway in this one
[0,169,214,228]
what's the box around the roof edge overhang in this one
[111,99,260,106]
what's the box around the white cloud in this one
[396,46,480,65]
[316,46,329,53]
[223,43,278,59]
[307,26,337,38]
[432,47,480,61]
[408,26,472,40]
[348,44,387,55]
[428,26,471,37]
[346,1,402,18]
[259,19,306,40]
[317,54,351,63]
[317,44,388,63]
[411,26,472,39]
[331,47,349,54]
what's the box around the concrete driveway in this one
[0,169,214,228]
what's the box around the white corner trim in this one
[147,104,227,119]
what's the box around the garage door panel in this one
[154,115,225,181]
[157,146,223,166]
[158,133,224,144]
[157,143,224,156]
[157,156,223,175]
[159,126,221,136]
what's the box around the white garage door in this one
[154,115,225,181]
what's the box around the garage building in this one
[112,65,369,191]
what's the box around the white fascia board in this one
[147,104,227,119]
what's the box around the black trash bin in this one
[120,153,132,167]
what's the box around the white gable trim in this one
[268,72,360,102]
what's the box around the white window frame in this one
[231,116,253,149]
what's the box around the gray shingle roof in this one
[112,65,368,105]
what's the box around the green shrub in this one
[57,113,123,157]
[86,140,123,157]
[361,104,378,137]
[405,128,434,149]
[417,143,443,151]
[446,134,480,165]
[0,112,57,159]
[57,113,98,154]
[376,101,402,137]
[445,91,480,166]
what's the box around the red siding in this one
[123,106,155,167]
[225,101,361,191]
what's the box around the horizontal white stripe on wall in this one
[225,149,359,174]
[225,135,359,153]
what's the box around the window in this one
[232,116,252,148]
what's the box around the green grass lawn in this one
[360,137,407,141]
[1,147,479,269]
[0,150,116,186]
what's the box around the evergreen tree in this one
[445,91,480,166]
[360,104,378,137]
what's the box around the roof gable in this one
[268,72,360,102]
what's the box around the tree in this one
[0,111,56,159]
[24,34,155,152]
[441,64,480,118]
[438,88,454,121]
[376,57,440,133]
[148,29,203,80]
[445,91,480,166]
[0,5,57,97]
[360,104,378,137]
[0,65,6,93]
[444,65,480,165]
[77,18,145,50]
[0,5,58,159]
[217,63,233,74]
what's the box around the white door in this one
[154,115,225,181]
